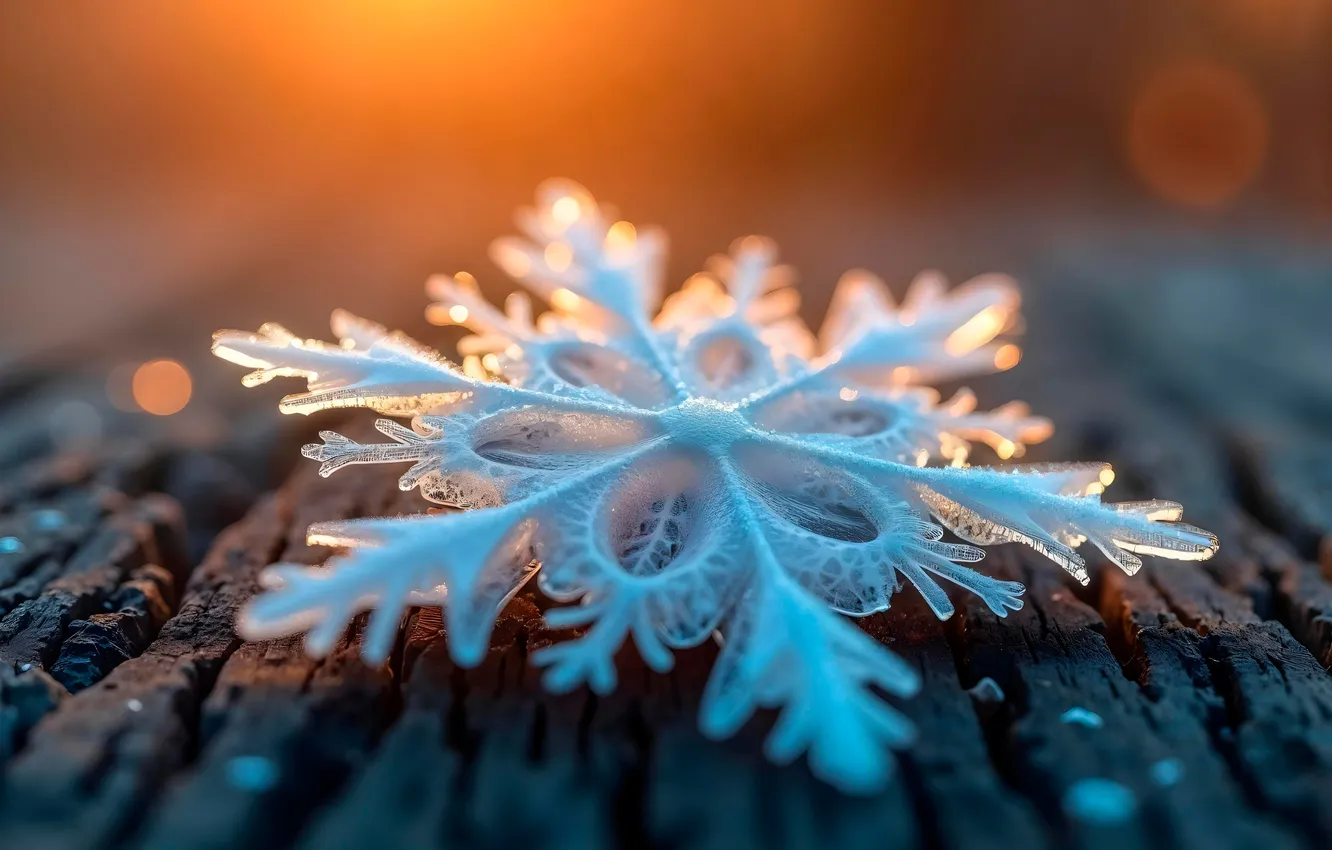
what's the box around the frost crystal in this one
[213,180,1218,793]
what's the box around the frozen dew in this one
[225,755,280,792]
[31,509,67,531]
[967,677,1005,705]
[1060,707,1105,729]
[1063,778,1139,826]
[1150,758,1184,787]
[967,677,1006,720]
[212,179,1219,794]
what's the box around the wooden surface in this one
[1,275,1331,849]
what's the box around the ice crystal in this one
[213,180,1218,793]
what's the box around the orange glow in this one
[944,306,1008,356]
[552,196,582,225]
[544,242,573,273]
[995,439,1016,460]
[1128,60,1269,209]
[605,221,637,253]
[494,244,532,278]
[993,344,1022,371]
[462,354,486,379]
[447,305,469,323]
[132,359,192,415]
[550,287,581,311]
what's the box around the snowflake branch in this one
[243,443,662,665]
[489,181,690,403]
[749,431,1216,584]
[699,458,919,793]
[738,271,1022,409]
[532,464,748,693]
[744,385,1052,467]
[535,589,674,694]
[214,310,657,421]
[301,418,442,479]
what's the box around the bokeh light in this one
[131,359,193,415]
[1128,60,1269,209]
[993,344,1022,371]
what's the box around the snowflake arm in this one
[758,429,1217,585]
[243,444,657,665]
[244,505,540,665]
[487,179,688,402]
[531,455,748,693]
[658,237,813,402]
[214,309,655,422]
[697,458,921,795]
[747,384,1053,467]
[529,452,957,794]
[819,268,1023,386]
[213,310,476,417]
[907,464,1218,583]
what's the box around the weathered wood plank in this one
[1103,553,1332,845]
[0,495,186,681]
[1230,518,1332,671]
[1203,622,1332,844]
[1229,429,1332,566]
[128,462,401,850]
[0,488,293,847]
[958,547,1303,850]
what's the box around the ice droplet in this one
[1060,707,1104,729]
[31,509,67,531]
[1063,778,1137,825]
[226,755,279,792]
[1150,758,1184,787]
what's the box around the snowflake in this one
[213,180,1218,793]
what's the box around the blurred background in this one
[1,0,1329,495]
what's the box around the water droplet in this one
[967,677,1005,705]
[126,699,144,712]
[1150,758,1184,787]
[226,755,279,792]
[18,663,33,673]
[31,509,67,531]
[1063,778,1138,825]
[0,537,24,555]
[1061,707,1104,729]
